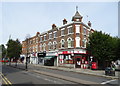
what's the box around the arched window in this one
[43,43,46,51]
[60,39,65,48]
[67,37,72,48]
[48,42,52,50]
[53,41,57,50]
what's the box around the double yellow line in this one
[0,72,12,85]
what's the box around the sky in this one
[0,1,118,45]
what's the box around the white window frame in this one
[53,31,57,38]
[43,43,46,51]
[75,25,80,33]
[48,42,52,50]
[75,37,80,47]
[60,39,65,48]
[67,37,72,48]
[44,35,47,41]
[53,41,57,50]
[40,36,43,42]
[49,33,52,39]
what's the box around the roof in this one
[72,11,82,21]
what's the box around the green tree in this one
[6,39,22,64]
[0,44,6,59]
[87,31,117,69]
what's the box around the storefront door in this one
[74,56,82,68]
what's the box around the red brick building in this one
[22,10,94,68]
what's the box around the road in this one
[1,64,119,86]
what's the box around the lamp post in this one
[71,50,75,68]
[90,56,93,69]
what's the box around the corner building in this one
[38,10,94,68]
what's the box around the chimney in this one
[52,24,56,29]
[88,21,91,27]
[63,18,67,25]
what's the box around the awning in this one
[44,56,55,60]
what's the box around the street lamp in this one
[71,50,75,68]
[90,56,93,69]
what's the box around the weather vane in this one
[76,6,78,12]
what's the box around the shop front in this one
[44,51,58,66]
[37,51,46,65]
[30,52,38,64]
[58,49,89,69]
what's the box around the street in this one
[1,64,119,86]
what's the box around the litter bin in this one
[105,67,115,76]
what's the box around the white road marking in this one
[101,79,117,84]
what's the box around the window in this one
[82,39,87,48]
[40,36,42,42]
[83,27,86,35]
[61,39,65,48]
[49,33,52,39]
[40,44,43,51]
[53,41,57,50]
[75,37,80,47]
[67,38,72,48]
[44,35,47,41]
[61,30,65,36]
[48,42,52,50]
[43,43,46,51]
[54,32,57,38]
[68,28,73,34]
[75,25,80,33]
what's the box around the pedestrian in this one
[111,61,116,70]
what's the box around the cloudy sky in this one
[0,1,118,44]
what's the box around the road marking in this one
[2,76,8,85]
[0,72,12,85]
[101,79,117,84]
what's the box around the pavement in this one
[29,64,119,80]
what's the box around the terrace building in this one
[22,9,94,68]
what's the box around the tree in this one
[0,44,6,59]
[6,39,22,64]
[87,31,117,69]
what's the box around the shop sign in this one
[37,52,46,57]
[46,52,57,56]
